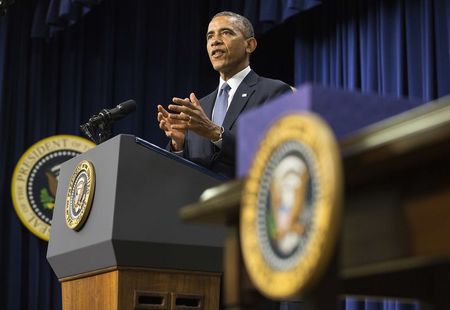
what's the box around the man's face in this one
[206,16,251,80]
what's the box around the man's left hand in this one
[168,93,222,141]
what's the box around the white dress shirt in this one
[214,66,252,114]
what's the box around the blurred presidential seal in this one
[65,160,95,231]
[11,135,95,240]
[240,113,342,299]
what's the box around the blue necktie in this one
[212,83,231,126]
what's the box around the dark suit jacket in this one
[181,70,292,178]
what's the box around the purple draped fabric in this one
[31,0,322,38]
[32,0,101,37]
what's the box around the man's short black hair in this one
[212,11,255,39]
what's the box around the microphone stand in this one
[80,100,136,145]
[80,109,112,145]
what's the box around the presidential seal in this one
[65,160,95,230]
[11,135,95,240]
[240,113,342,299]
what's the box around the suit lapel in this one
[222,70,259,130]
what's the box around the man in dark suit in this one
[157,11,292,178]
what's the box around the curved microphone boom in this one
[80,100,136,144]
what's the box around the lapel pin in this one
[242,93,247,97]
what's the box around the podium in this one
[47,134,226,310]
[180,95,450,309]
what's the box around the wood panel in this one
[62,270,119,310]
[61,268,220,310]
[405,188,450,256]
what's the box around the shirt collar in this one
[218,66,251,92]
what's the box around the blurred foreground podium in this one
[47,135,225,310]
[181,87,450,309]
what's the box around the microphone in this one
[88,100,136,126]
[80,99,136,144]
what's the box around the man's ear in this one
[246,37,257,54]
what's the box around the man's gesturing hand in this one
[157,104,186,151]
[168,93,223,142]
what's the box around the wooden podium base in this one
[61,267,221,310]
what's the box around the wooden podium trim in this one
[340,95,450,159]
[60,266,220,282]
[59,266,118,282]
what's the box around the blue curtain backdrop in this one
[294,0,450,101]
[0,0,448,309]
[340,297,420,310]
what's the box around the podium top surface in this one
[135,137,227,180]
[237,84,424,177]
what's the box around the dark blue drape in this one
[341,297,420,310]
[0,3,62,309]
[294,0,450,101]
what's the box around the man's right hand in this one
[157,104,186,151]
